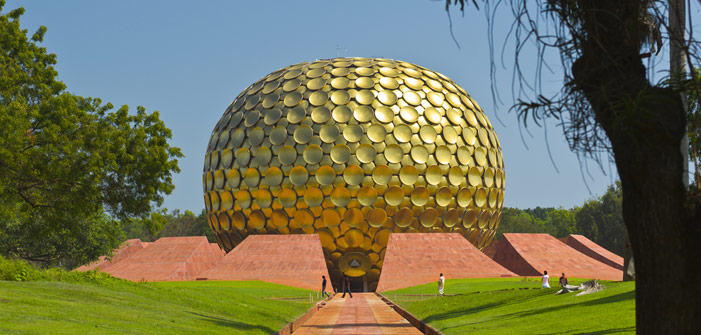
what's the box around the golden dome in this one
[203,57,505,291]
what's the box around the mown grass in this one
[0,257,317,335]
[386,277,636,334]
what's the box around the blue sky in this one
[6,0,631,212]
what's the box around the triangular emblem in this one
[349,259,361,268]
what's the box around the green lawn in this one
[386,278,636,334]
[0,279,317,335]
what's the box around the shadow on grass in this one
[187,312,277,333]
[426,290,634,333]
[538,326,636,334]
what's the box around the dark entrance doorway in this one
[349,275,367,292]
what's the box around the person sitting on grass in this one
[559,273,568,288]
[542,270,550,288]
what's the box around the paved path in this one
[292,293,422,335]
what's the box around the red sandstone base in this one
[198,234,330,291]
[492,233,622,281]
[376,233,516,292]
[565,234,624,270]
[75,239,151,272]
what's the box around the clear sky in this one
[6,0,630,212]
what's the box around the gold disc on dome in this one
[320,124,340,143]
[457,188,472,207]
[443,126,458,144]
[331,144,351,164]
[264,108,282,125]
[244,110,260,127]
[357,186,378,206]
[330,90,351,105]
[283,78,302,92]
[468,166,482,186]
[435,145,452,165]
[331,77,350,89]
[448,166,464,186]
[424,107,441,124]
[484,168,495,187]
[331,67,351,76]
[306,77,327,90]
[436,187,452,206]
[278,145,298,165]
[263,166,283,186]
[261,94,279,109]
[255,147,272,165]
[419,125,437,144]
[410,187,430,206]
[248,127,265,146]
[375,106,394,123]
[294,209,314,228]
[249,210,266,229]
[355,67,375,76]
[457,146,471,165]
[374,228,391,246]
[474,187,488,207]
[488,188,498,208]
[384,186,404,206]
[284,92,303,107]
[403,91,421,106]
[399,106,419,123]
[343,165,364,185]
[372,165,392,185]
[283,69,303,80]
[355,90,374,105]
[394,207,413,227]
[303,145,323,164]
[309,91,329,106]
[474,147,488,166]
[444,209,459,227]
[330,187,351,206]
[287,106,306,124]
[353,105,374,123]
[447,108,463,125]
[306,68,326,78]
[426,78,443,91]
[411,145,429,164]
[294,125,313,144]
[231,211,246,230]
[311,106,331,123]
[425,165,443,185]
[367,124,387,142]
[316,165,336,185]
[404,77,423,90]
[384,144,404,163]
[399,166,419,185]
[345,228,364,247]
[289,166,309,186]
[235,190,251,209]
[220,191,233,210]
[366,208,387,228]
[420,208,438,227]
[255,189,272,208]
[393,124,412,143]
[343,124,363,142]
[377,90,397,105]
[271,209,289,228]
[356,144,377,163]
[230,129,245,147]
[333,105,352,122]
[355,77,375,89]
[379,67,399,77]
[379,77,399,89]
[304,187,324,207]
[427,91,444,106]
[464,109,479,127]
[226,169,240,188]
[243,168,260,187]
[278,188,297,207]
[478,128,491,147]
[343,208,364,227]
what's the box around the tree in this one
[447,0,701,332]
[575,183,625,255]
[0,2,182,267]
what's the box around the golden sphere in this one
[203,57,505,290]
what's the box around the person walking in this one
[321,275,331,298]
[438,273,445,297]
[341,275,353,298]
[542,270,551,288]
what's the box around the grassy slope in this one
[0,280,316,335]
[386,278,636,334]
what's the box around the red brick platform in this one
[492,233,622,281]
[565,234,624,270]
[198,234,330,291]
[102,236,224,281]
[75,239,150,272]
[376,233,516,292]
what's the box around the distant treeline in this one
[125,182,624,257]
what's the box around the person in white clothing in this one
[438,273,445,297]
[542,270,551,288]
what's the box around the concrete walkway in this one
[292,293,422,335]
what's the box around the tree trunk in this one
[569,2,701,333]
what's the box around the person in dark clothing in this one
[321,275,331,298]
[341,275,353,298]
[559,273,568,288]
